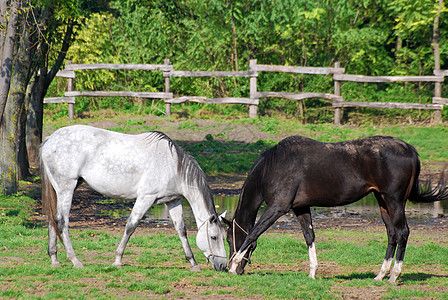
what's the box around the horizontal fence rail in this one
[165,96,258,105]
[165,70,255,77]
[251,64,345,75]
[65,91,173,99]
[334,74,444,83]
[45,59,446,123]
[65,63,173,72]
[332,101,443,110]
[256,92,343,102]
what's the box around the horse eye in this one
[211,236,217,241]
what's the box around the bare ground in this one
[29,116,448,299]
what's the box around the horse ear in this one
[221,216,232,228]
[219,210,227,220]
[210,214,217,223]
[219,210,231,227]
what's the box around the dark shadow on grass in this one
[243,270,448,285]
[334,272,376,280]
[249,271,378,282]
[335,271,448,284]
[399,272,448,283]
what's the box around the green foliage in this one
[43,0,448,121]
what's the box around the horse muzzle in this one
[228,260,245,275]
[211,256,227,272]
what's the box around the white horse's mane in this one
[145,131,216,215]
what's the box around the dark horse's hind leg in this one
[293,207,317,278]
[374,191,409,284]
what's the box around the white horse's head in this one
[196,211,227,271]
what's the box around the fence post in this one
[249,59,258,118]
[67,60,74,121]
[164,59,171,117]
[333,62,342,125]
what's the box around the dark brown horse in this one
[224,135,448,284]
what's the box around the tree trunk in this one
[0,0,20,124]
[26,21,75,164]
[25,75,42,164]
[18,99,31,179]
[1,2,33,194]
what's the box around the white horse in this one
[40,125,227,271]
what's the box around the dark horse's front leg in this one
[228,204,287,274]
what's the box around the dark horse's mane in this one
[144,131,216,215]
[253,135,316,182]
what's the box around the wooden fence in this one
[45,60,447,124]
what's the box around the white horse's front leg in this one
[166,200,200,271]
[113,195,156,267]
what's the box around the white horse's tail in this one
[40,144,62,241]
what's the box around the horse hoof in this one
[112,263,123,268]
[386,278,398,285]
[190,265,201,272]
[73,262,84,268]
[373,275,383,282]
[51,262,61,268]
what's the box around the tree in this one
[1,0,30,194]
[0,0,107,195]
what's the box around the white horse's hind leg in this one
[166,199,200,271]
[56,187,84,268]
[48,221,61,267]
[113,195,156,267]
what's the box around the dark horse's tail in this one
[40,144,63,241]
[409,168,448,204]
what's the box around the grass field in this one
[1,113,447,299]
[1,194,448,299]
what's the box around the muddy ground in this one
[33,116,448,299]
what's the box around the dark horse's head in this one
[222,217,256,274]
[222,139,292,274]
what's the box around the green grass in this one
[17,112,447,298]
[1,195,448,299]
